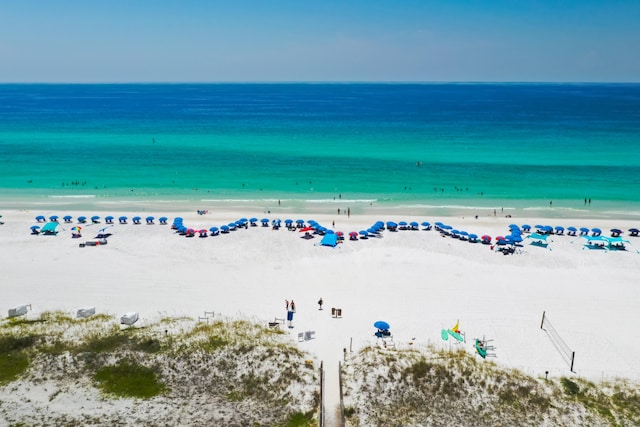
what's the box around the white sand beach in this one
[2,206,640,422]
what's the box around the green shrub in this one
[0,351,29,385]
[561,378,580,396]
[94,361,165,398]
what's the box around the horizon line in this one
[1,81,639,85]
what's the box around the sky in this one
[0,0,639,83]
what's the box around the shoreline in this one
[2,194,640,221]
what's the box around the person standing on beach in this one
[290,300,296,312]
[318,298,323,310]
[285,299,289,311]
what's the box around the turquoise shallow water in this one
[1,83,639,217]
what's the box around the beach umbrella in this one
[35,215,46,222]
[62,215,72,222]
[410,221,419,227]
[285,219,293,225]
[374,321,390,330]
[91,215,100,221]
[132,216,141,221]
[49,215,59,222]
[359,230,368,236]
[421,221,431,227]
[580,227,589,233]
[336,231,344,237]
[71,226,82,231]
[30,225,40,231]
[296,219,304,225]
[209,226,219,233]
[349,231,358,237]
[468,233,478,240]
[481,235,491,241]
[105,215,114,222]
[119,216,128,223]
[239,217,248,223]
[78,216,87,223]
[220,225,230,232]
[146,216,154,222]
[399,221,407,227]
[459,230,468,236]
[567,226,577,232]
[367,228,377,234]
[177,226,187,234]
[386,221,398,228]
[592,227,602,235]
[611,228,622,234]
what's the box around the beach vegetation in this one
[0,314,318,425]
[94,360,165,398]
[284,411,315,427]
[342,344,638,426]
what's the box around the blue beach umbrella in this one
[359,230,368,236]
[63,215,73,223]
[119,216,128,223]
[374,321,390,330]
[31,225,40,231]
[35,215,46,222]
[105,215,114,223]
[49,215,59,222]
[78,216,87,223]
[567,226,577,232]
[220,225,230,233]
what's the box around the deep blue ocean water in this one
[1,83,639,216]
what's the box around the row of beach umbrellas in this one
[35,215,168,225]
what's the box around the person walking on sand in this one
[285,299,289,311]
[318,297,323,310]
[290,300,296,312]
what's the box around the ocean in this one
[1,83,639,217]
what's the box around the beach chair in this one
[304,331,316,341]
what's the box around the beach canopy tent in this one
[525,232,549,248]
[40,222,59,235]
[581,235,609,250]
[320,233,338,247]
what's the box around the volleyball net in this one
[541,311,575,372]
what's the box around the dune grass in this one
[342,345,640,427]
[0,312,318,426]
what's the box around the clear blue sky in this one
[1,0,638,82]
